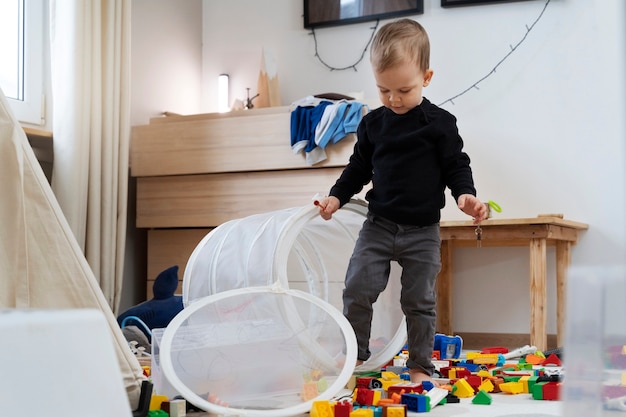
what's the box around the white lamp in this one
[218,74,229,113]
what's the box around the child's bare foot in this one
[409,368,439,386]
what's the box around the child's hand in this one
[316,196,340,220]
[457,194,489,224]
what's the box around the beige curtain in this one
[49,0,130,312]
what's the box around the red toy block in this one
[481,347,509,354]
[355,388,376,405]
[387,383,422,397]
[541,353,562,367]
[542,382,561,400]
[334,400,353,417]
[466,375,482,390]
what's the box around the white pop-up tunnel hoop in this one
[160,286,357,417]
[173,199,406,414]
[183,199,406,372]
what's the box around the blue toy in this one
[434,333,463,359]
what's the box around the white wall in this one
[130,0,203,126]
[123,0,203,311]
[199,0,626,335]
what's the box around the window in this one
[0,0,45,125]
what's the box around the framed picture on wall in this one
[304,0,424,29]
[442,0,533,7]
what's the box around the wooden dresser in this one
[130,105,366,296]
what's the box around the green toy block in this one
[472,390,493,405]
[532,382,547,400]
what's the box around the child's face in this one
[374,60,434,115]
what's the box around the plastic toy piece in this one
[334,400,353,417]
[149,394,168,411]
[525,353,544,365]
[472,390,493,405]
[434,334,463,359]
[301,381,319,401]
[542,382,560,400]
[479,378,495,393]
[499,381,524,394]
[160,399,186,417]
[400,393,430,413]
[426,387,449,408]
[354,387,382,406]
[542,353,562,367]
[382,404,407,417]
[387,382,422,397]
[532,382,545,400]
[132,380,154,417]
[453,378,475,398]
[503,345,537,360]
[350,408,374,417]
[445,393,460,403]
[310,400,333,417]
[481,346,509,354]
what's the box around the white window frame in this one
[5,0,45,125]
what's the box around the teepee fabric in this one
[0,88,145,408]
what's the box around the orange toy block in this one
[301,382,319,401]
[525,354,544,365]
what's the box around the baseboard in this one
[455,332,558,351]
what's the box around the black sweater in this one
[329,98,477,226]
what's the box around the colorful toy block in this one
[542,353,562,367]
[499,381,524,394]
[382,404,407,417]
[354,387,382,406]
[425,387,449,408]
[310,400,333,417]
[301,381,319,401]
[453,378,475,398]
[334,400,353,417]
[478,378,495,393]
[542,382,561,400]
[400,393,430,413]
[472,389,493,405]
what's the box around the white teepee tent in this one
[0,87,145,409]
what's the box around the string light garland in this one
[309,0,551,105]
[438,0,551,106]
[310,20,380,71]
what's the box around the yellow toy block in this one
[453,378,475,398]
[519,376,531,393]
[385,405,407,417]
[310,400,333,417]
[479,378,495,393]
[477,370,491,378]
[499,381,524,394]
[149,394,168,411]
[381,371,400,380]
[381,379,405,391]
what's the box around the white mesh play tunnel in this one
[162,199,406,415]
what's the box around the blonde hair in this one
[370,18,430,73]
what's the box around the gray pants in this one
[342,212,441,375]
